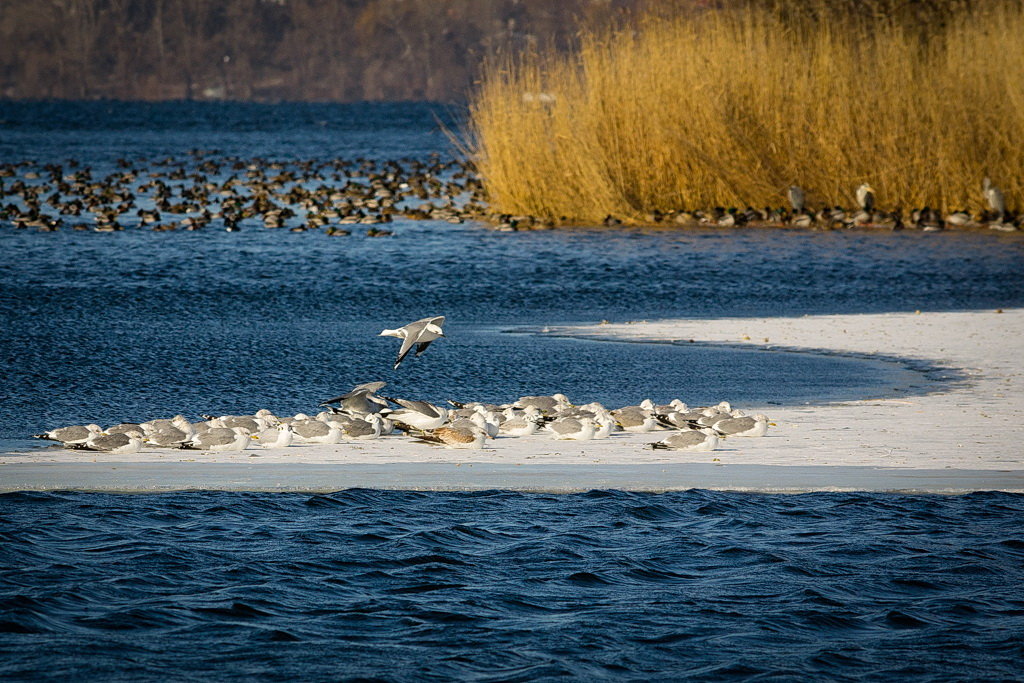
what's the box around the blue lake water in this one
[1,101,1024,679]
[0,223,979,451]
[2,489,1023,680]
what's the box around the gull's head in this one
[379,328,401,338]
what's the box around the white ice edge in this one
[3,308,1022,493]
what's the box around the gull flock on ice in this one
[33,316,770,454]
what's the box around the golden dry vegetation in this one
[467,1,1024,222]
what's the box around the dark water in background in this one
[2,490,1024,680]
[0,224,973,449]
[0,100,460,165]
[2,102,1024,679]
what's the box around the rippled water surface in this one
[2,103,1024,679]
[2,102,1023,448]
[2,490,1023,680]
[3,222,969,449]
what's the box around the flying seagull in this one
[379,316,446,370]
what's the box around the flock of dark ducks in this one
[0,152,1018,233]
[605,181,1020,232]
[0,152,488,234]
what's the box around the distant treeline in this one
[1,0,986,102]
[0,0,651,102]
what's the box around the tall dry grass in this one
[467,2,1024,222]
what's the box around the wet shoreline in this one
[3,461,1021,495]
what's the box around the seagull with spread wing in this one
[319,381,390,415]
[379,315,446,370]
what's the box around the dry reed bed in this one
[468,3,1024,223]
